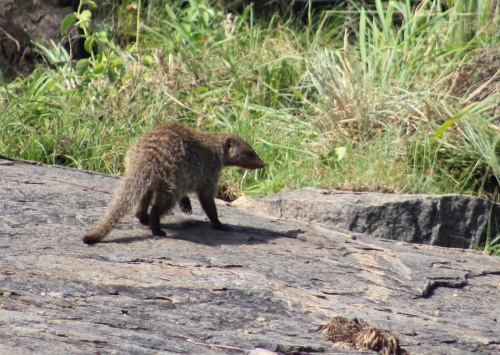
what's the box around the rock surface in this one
[0,0,111,82]
[1,157,500,354]
[0,18,35,82]
[232,188,500,249]
[0,0,75,81]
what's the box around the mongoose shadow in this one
[96,220,304,247]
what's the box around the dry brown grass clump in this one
[448,47,500,118]
[318,316,408,355]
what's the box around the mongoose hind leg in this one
[178,196,192,214]
[149,192,175,237]
[197,190,230,231]
[149,205,166,236]
[135,190,153,225]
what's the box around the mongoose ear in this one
[224,137,236,149]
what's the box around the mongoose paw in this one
[212,223,231,232]
[178,197,193,215]
[152,230,167,237]
[135,212,150,226]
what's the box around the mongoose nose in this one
[243,160,264,169]
[250,158,265,169]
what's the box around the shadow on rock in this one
[98,220,304,246]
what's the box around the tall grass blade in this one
[429,102,478,148]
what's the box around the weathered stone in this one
[0,19,35,82]
[0,0,75,45]
[0,0,73,82]
[0,157,499,354]
[0,0,113,82]
[232,188,500,248]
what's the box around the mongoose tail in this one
[83,174,147,244]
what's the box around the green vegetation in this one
[1,0,499,202]
[483,192,500,255]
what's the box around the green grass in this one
[482,192,500,255]
[1,0,499,202]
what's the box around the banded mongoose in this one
[83,122,264,244]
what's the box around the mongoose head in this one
[223,135,265,169]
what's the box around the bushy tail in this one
[83,172,148,244]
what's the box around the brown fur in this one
[83,122,264,244]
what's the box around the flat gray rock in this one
[232,188,500,248]
[1,158,499,354]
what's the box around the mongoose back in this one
[83,122,264,244]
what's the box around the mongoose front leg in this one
[178,196,192,215]
[197,191,230,231]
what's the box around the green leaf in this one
[96,31,109,44]
[34,78,55,98]
[107,68,118,82]
[143,54,154,65]
[97,51,105,63]
[141,24,167,40]
[359,8,367,72]
[122,72,132,82]
[199,86,210,95]
[335,147,346,161]
[93,63,105,75]
[82,0,97,7]
[430,103,478,148]
[76,58,90,76]
[61,14,75,36]
[109,57,123,68]
[84,37,93,54]
[80,10,92,22]
[75,10,92,27]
